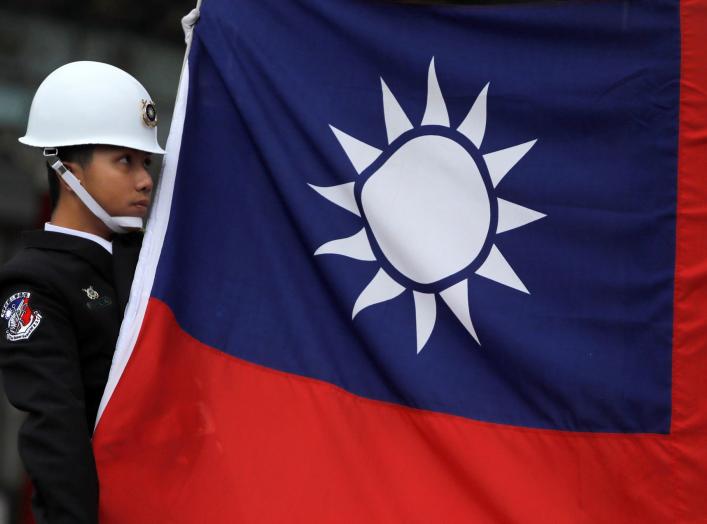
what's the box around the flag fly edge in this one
[672,0,707,518]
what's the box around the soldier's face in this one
[78,146,155,218]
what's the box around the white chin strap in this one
[44,149,143,234]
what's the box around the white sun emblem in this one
[309,58,546,353]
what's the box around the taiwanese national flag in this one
[93,1,707,522]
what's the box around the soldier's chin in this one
[125,219,146,232]
[117,211,146,231]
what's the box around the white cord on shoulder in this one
[43,149,143,233]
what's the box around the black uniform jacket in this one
[0,230,142,524]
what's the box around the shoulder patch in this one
[1,292,42,342]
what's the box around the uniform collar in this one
[44,223,113,254]
[21,230,114,283]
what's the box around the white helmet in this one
[20,61,165,154]
[20,61,165,233]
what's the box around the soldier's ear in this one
[61,162,84,187]
[55,174,73,196]
[61,161,84,191]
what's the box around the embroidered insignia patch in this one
[1,292,42,341]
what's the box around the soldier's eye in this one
[118,156,130,165]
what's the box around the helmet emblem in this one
[141,99,158,128]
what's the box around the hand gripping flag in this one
[93,1,707,522]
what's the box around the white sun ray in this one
[475,245,529,294]
[330,125,383,174]
[457,83,489,149]
[352,268,406,319]
[381,78,414,144]
[307,182,360,217]
[413,291,437,353]
[439,279,480,344]
[421,58,450,127]
[314,228,376,261]
[496,198,546,234]
[483,139,537,187]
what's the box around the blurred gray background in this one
[0,1,194,522]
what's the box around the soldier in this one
[0,61,165,524]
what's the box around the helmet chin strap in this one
[43,148,143,234]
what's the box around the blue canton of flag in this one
[155,0,678,433]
